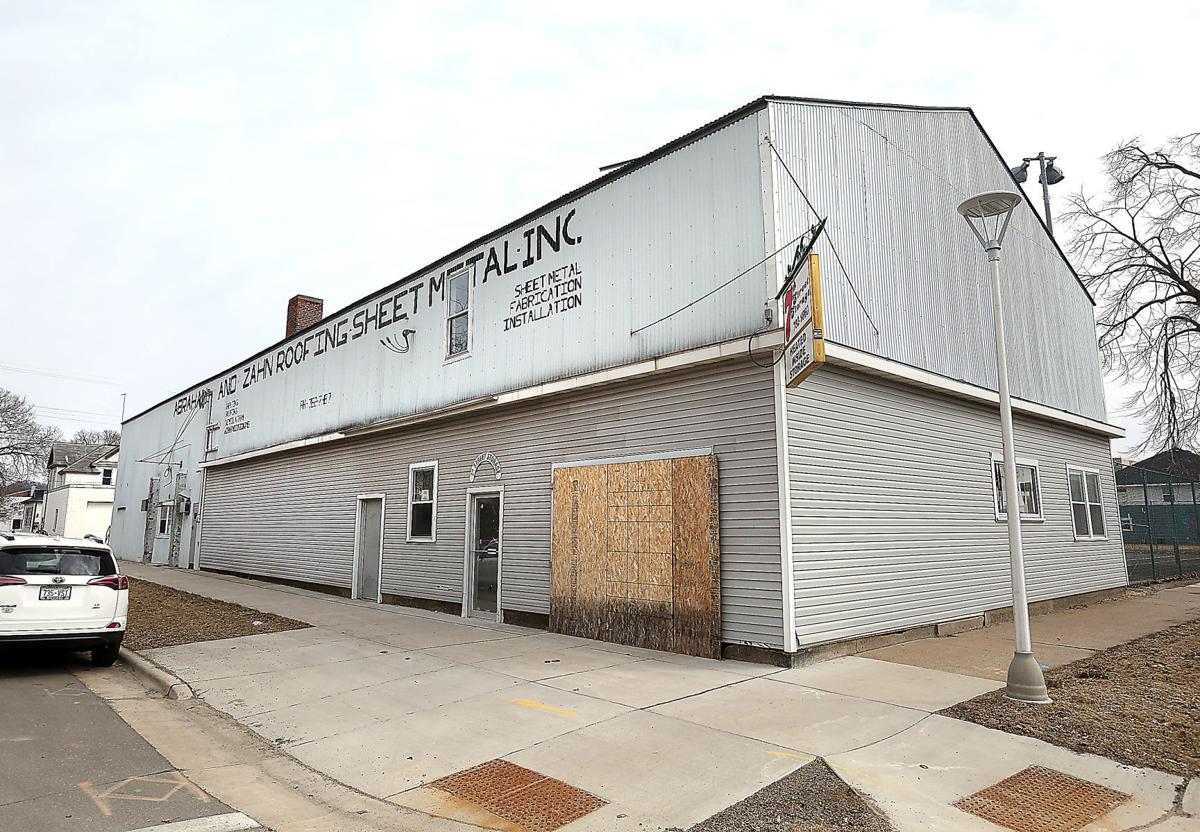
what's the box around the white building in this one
[111,96,1126,663]
[44,442,119,540]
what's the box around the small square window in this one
[408,462,438,541]
[991,455,1042,521]
[101,468,113,486]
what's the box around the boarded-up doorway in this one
[550,452,720,658]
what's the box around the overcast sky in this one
[3,1,1193,456]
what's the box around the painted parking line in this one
[510,697,577,716]
[128,812,261,832]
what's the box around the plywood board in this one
[671,455,721,658]
[550,453,720,658]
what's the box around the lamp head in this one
[957,191,1022,253]
[1010,161,1029,183]
[1041,161,1065,186]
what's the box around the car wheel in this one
[91,643,120,667]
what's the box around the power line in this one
[765,137,880,336]
[630,227,812,336]
[0,362,123,387]
[34,412,121,426]
[34,405,121,419]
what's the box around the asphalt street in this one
[0,651,233,832]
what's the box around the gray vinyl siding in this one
[201,357,785,648]
[767,100,1107,421]
[786,365,1126,647]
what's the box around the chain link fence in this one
[1117,464,1200,583]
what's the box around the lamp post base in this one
[1004,651,1052,703]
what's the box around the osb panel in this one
[671,454,721,658]
[955,766,1130,832]
[550,453,721,658]
[550,466,607,639]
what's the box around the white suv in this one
[0,533,128,666]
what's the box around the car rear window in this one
[0,547,117,577]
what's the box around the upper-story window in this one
[446,270,470,358]
[101,468,114,486]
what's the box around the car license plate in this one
[39,586,72,601]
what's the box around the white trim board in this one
[552,448,713,469]
[197,329,1122,472]
[823,342,1125,438]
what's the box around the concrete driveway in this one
[125,565,1191,831]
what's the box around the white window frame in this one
[444,267,472,362]
[156,502,171,536]
[101,468,114,486]
[407,460,439,542]
[989,453,1044,522]
[1066,464,1108,540]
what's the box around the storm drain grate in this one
[955,765,1130,832]
[431,759,605,832]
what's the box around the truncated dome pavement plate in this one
[431,759,606,832]
[955,765,1131,832]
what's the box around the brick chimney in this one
[285,295,323,337]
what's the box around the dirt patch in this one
[124,578,309,651]
[677,758,894,832]
[943,615,1200,779]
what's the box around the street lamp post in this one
[1010,153,1064,238]
[957,191,1051,705]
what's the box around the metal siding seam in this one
[773,360,798,653]
[764,103,798,654]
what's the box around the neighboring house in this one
[43,442,119,539]
[1,481,43,531]
[1116,448,1200,507]
[20,487,46,532]
[112,96,1128,662]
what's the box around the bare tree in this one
[1065,134,1200,452]
[71,428,121,445]
[0,388,60,492]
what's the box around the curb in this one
[121,648,194,701]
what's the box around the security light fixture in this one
[957,190,1052,706]
[1010,152,1065,236]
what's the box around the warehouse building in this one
[110,95,1126,661]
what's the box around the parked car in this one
[0,532,128,666]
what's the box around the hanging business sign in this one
[782,252,825,388]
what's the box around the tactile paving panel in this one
[432,759,605,832]
[955,765,1130,832]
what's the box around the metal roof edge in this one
[762,94,972,113]
[962,107,1095,306]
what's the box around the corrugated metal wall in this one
[768,101,1107,421]
[786,365,1126,647]
[201,357,785,648]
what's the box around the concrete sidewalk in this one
[862,580,1200,680]
[122,564,1194,831]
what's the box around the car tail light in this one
[106,621,122,629]
[87,575,129,590]
[0,576,27,586]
